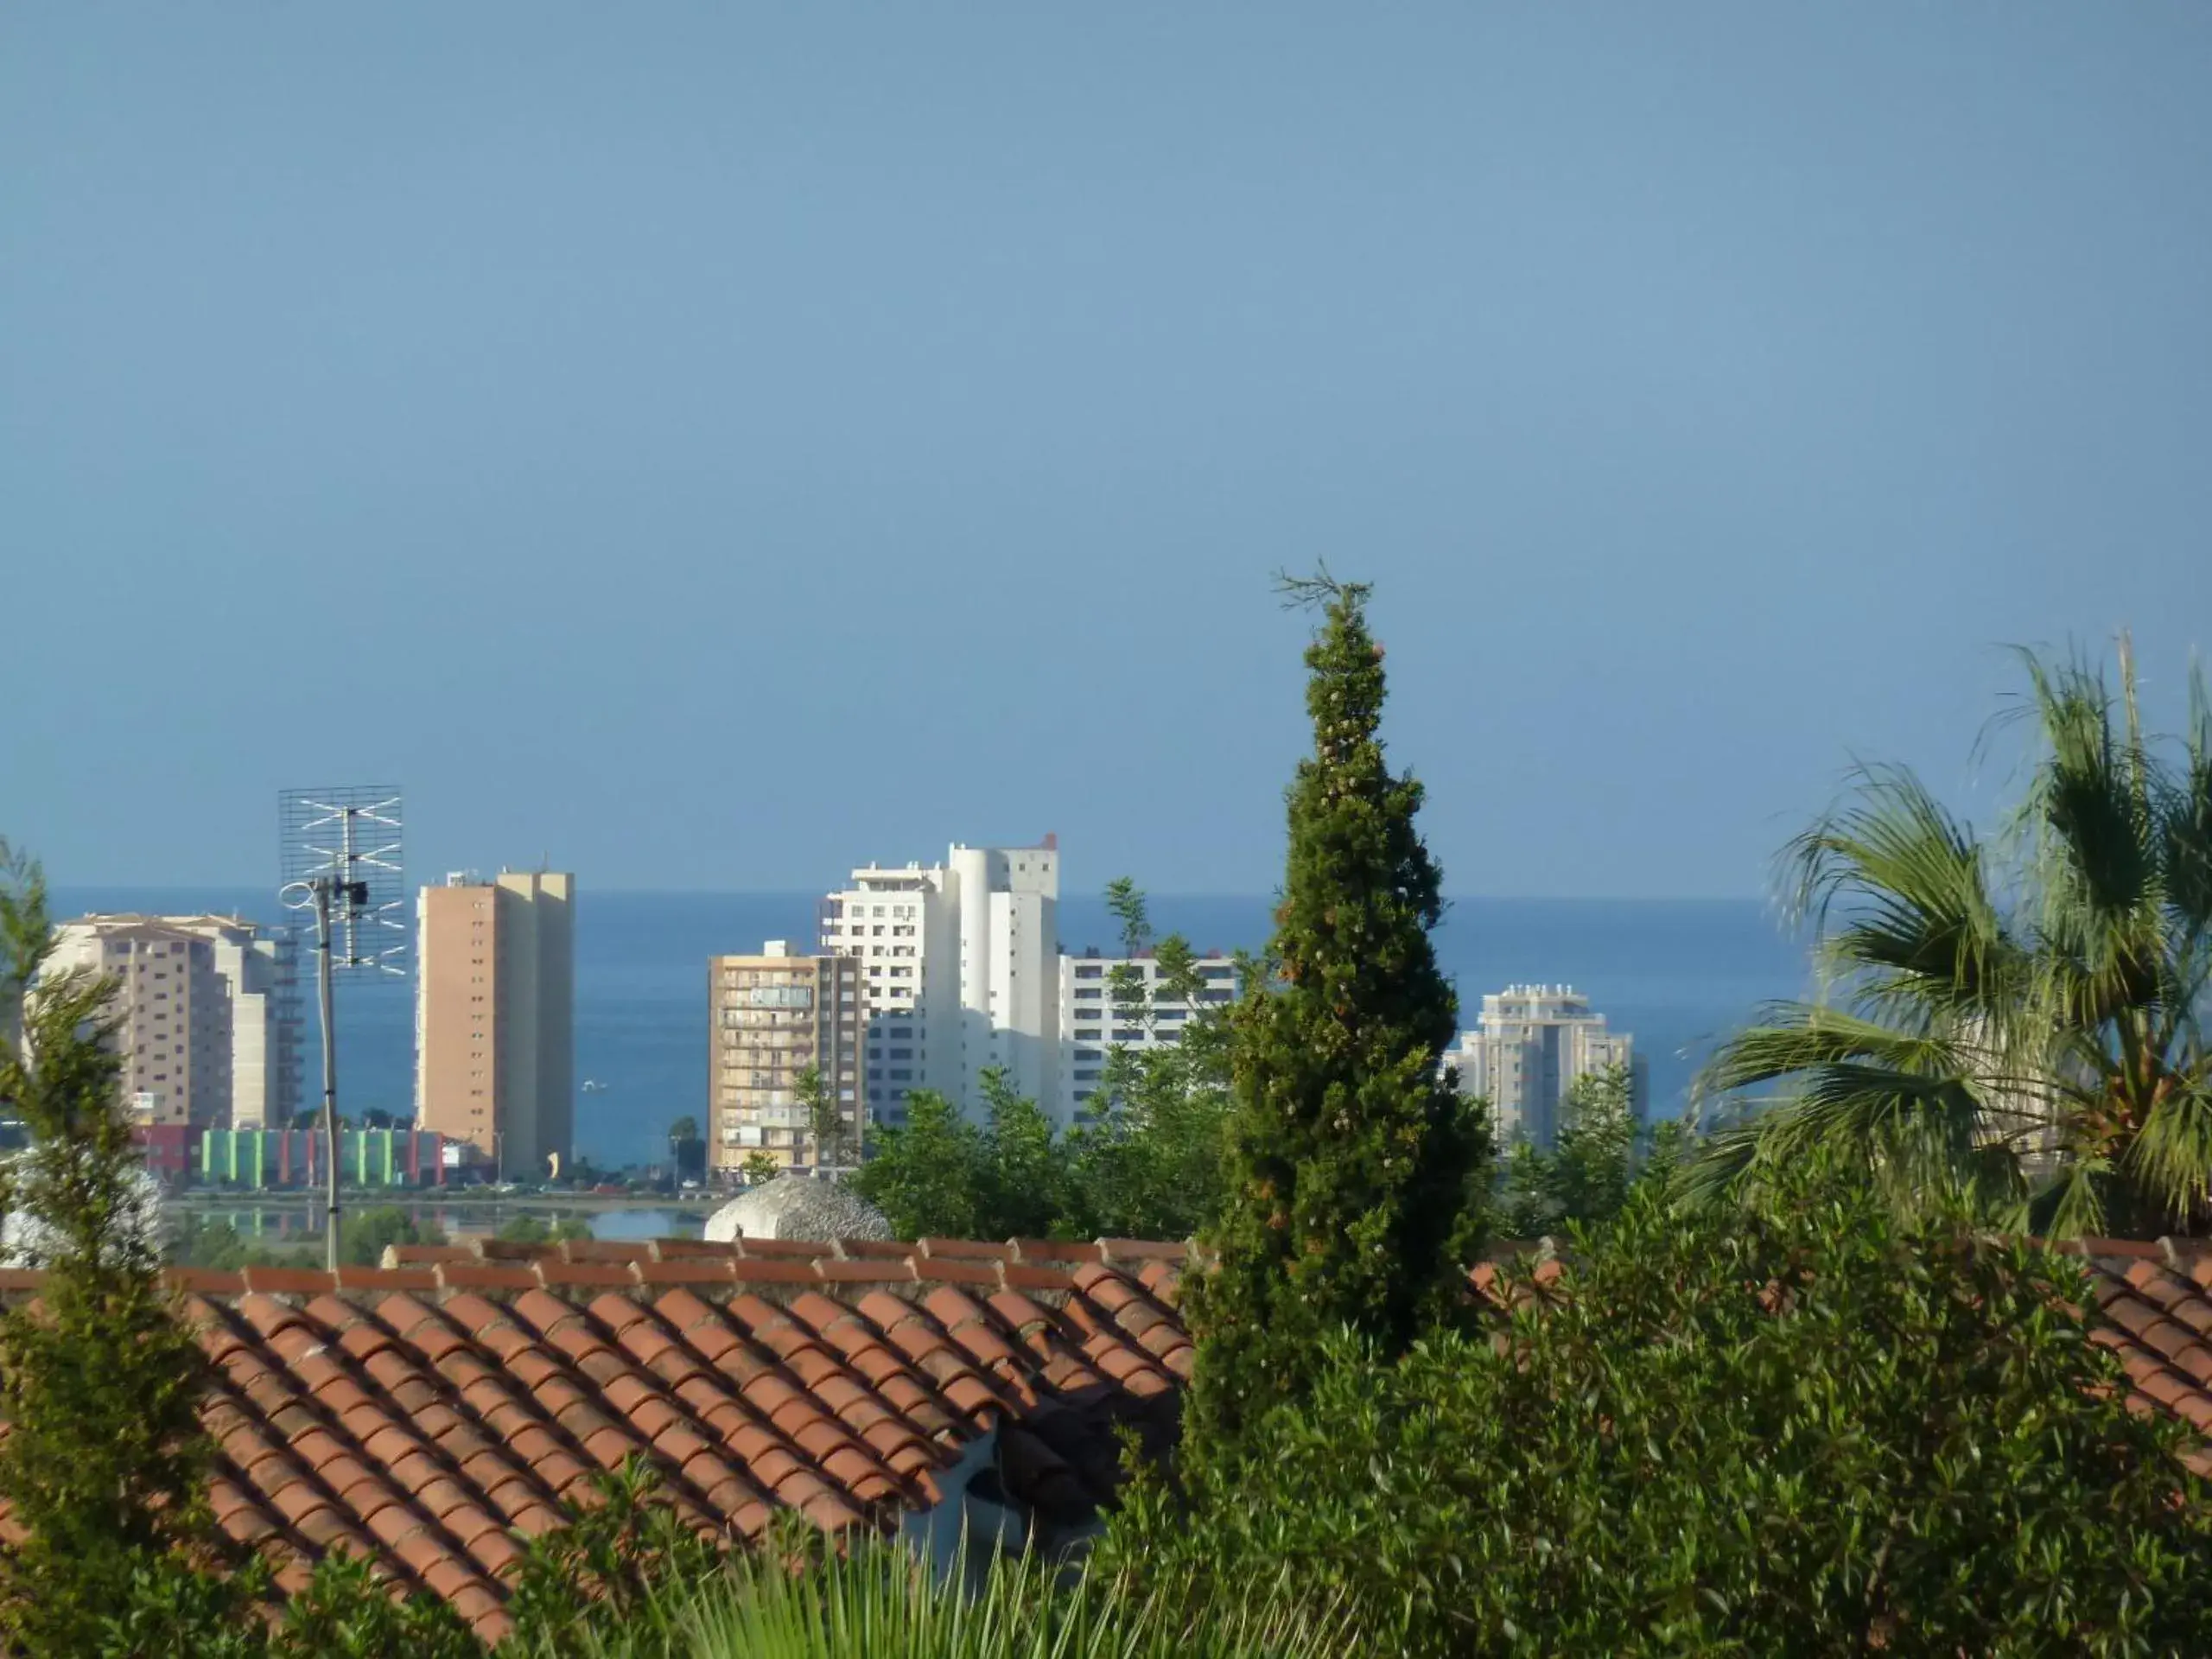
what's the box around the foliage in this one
[542,1527,1342,1659]
[167,1214,322,1271]
[1109,1161,2212,1656]
[1694,645,2212,1238]
[0,841,226,1653]
[741,1151,782,1186]
[849,1072,1080,1240]
[849,1088,988,1238]
[497,1213,594,1245]
[1184,573,1489,1441]
[504,1458,723,1655]
[339,1204,446,1266]
[797,1066,847,1171]
[848,875,1250,1243]
[1060,883,1250,1242]
[1497,1064,1646,1236]
[268,1552,481,1658]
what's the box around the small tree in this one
[976,1068,1082,1239]
[338,1205,443,1267]
[1498,1064,1641,1236]
[741,1150,782,1186]
[849,1090,987,1238]
[1092,879,1156,1118]
[1185,575,1488,1441]
[0,842,223,1651]
[797,1065,846,1172]
[1065,891,1247,1240]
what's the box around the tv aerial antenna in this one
[278,787,406,1271]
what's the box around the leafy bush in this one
[1109,1166,2212,1656]
[340,1205,447,1266]
[503,1459,722,1653]
[849,1072,1084,1242]
[496,1213,593,1246]
[1496,1065,1680,1236]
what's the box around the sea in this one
[52,888,1810,1171]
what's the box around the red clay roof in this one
[0,1234,1193,1646]
[2,1230,2205,1643]
[2064,1236,2212,1477]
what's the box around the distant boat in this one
[581,1080,607,1093]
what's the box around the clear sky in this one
[4,3,2208,899]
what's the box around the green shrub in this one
[340,1205,446,1266]
[1110,1167,2212,1656]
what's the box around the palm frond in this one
[2123,1077,2212,1230]
[2026,1156,2113,1242]
[1670,1118,1769,1212]
[1779,765,2023,1023]
[2158,659,2212,940]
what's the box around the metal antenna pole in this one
[315,876,340,1272]
[281,788,406,1265]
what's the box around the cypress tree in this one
[1185,575,1489,1440]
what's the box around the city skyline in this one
[6,5,2206,899]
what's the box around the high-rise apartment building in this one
[1444,984,1642,1149]
[42,914,302,1130]
[1058,950,1241,1123]
[415,871,575,1180]
[707,943,865,1176]
[817,837,1059,1123]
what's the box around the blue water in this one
[53,888,1809,1169]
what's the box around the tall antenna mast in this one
[279,787,407,1271]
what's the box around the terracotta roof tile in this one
[0,1232,1186,1631]
[1002,1262,1078,1294]
[1010,1239,1104,1267]
[918,1238,1015,1262]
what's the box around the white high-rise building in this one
[819,837,1060,1123]
[41,914,302,1130]
[1445,984,1642,1150]
[1058,950,1241,1123]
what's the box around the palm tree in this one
[1690,643,2212,1239]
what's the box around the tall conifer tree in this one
[1185,575,1488,1440]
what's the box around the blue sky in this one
[4,3,2208,898]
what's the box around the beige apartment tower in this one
[41,913,302,1130]
[416,871,575,1180]
[709,943,864,1177]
